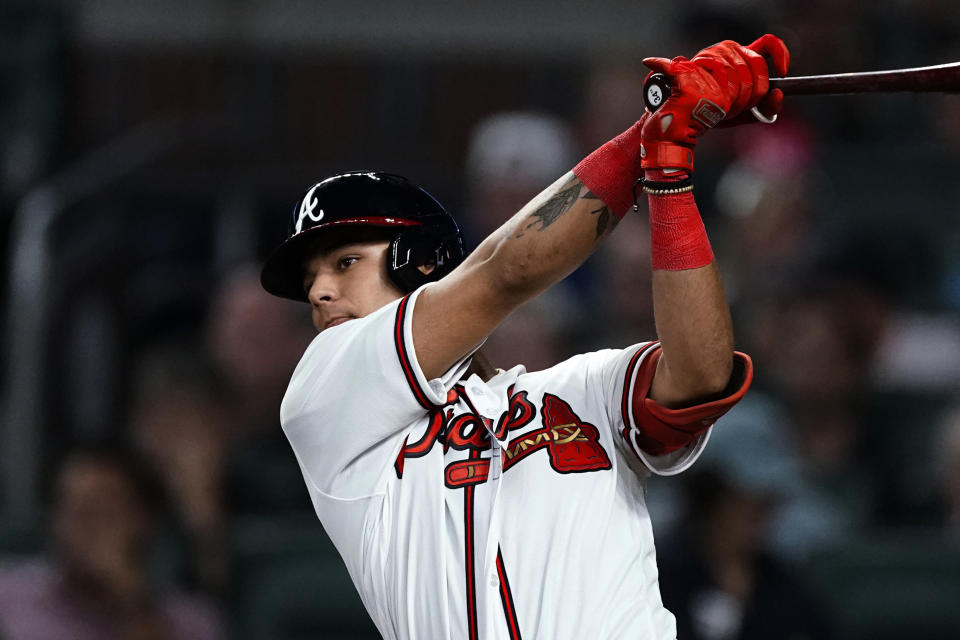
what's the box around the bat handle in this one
[643,72,671,112]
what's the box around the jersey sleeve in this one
[596,342,753,476]
[280,284,475,499]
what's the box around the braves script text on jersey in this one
[281,285,751,639]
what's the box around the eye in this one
[337,255,359,270]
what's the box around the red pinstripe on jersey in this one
[464,448,480,640]
[394,294,433,410]
[497,547,522,639]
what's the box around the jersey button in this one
[478,402,499,419]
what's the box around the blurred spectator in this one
[204,264,316,515]
[130,344,230,594]
[582,210,657,351]
[927,93,960,312]
[935,405,960,536]
[657,394,836,640]
[0,444,224,640]
[205,263,314,441]
[742,278,884,560]
[713,115,822,304]
[463,111,578,244]
[810,228,960,391]
[871,311,960,391]
[462,111,585,367]
[129,265,317,592]
[577,63,648,152]
[481,288,580,372]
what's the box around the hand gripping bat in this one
[642,61,960,116]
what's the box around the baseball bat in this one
[642,61,960,113]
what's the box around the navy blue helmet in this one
[261,171,466,301]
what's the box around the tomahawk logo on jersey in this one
[395,388,612,488]
[281,284,751,640]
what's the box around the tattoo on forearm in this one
[515,178,581,238]
[583,190,612,240]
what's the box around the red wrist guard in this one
[573,119,645,218]
[647,170,714,271]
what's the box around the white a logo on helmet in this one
[295,184,324,234]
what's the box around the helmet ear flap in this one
[389,230,457,292]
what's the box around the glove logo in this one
[646,84,664,108]
[295,184,325,233]
[691,98,726,129]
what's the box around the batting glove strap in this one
[641,141,696,172]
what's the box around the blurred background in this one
[0,0,958,638]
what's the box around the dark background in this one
[1,1,959,639]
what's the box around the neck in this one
[466,349,498,382]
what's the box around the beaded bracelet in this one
[644,184,694,196]
[632,174,695,210]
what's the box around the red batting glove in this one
[692,34,791,126]
[639,56,733,172]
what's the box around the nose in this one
[307,272,338,307]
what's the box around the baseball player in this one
[260,35,789,640]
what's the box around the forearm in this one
[466,171,616,303]
[642,177,734,407]
[415,171,619,379]
[650,263,734,407]
[464,114,649,303]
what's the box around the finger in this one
[643,56,675,75]
[696,56,729,84]
[693,42,746,77]
[693,60,741,121]
[713,42,767,108]
[714,88,783,128]
[747,33,790,77]
[741,48,771,103]
[694,42,754,115]
[754,88,784,119]
[727,48,756,115]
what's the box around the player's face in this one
[303,240,405,332]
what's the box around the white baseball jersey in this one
[281,284,751,640]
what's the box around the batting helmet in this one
[260,171,466,301]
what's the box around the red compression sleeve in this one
[573,120,644,218]
[646,170,714,271]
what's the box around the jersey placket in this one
[460,375,514,639]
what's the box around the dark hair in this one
[47,440,167,515]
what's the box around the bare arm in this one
[415,165,736,413]
[414,172,615,379]
[648,263,734,407]
[415,165,735,412]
